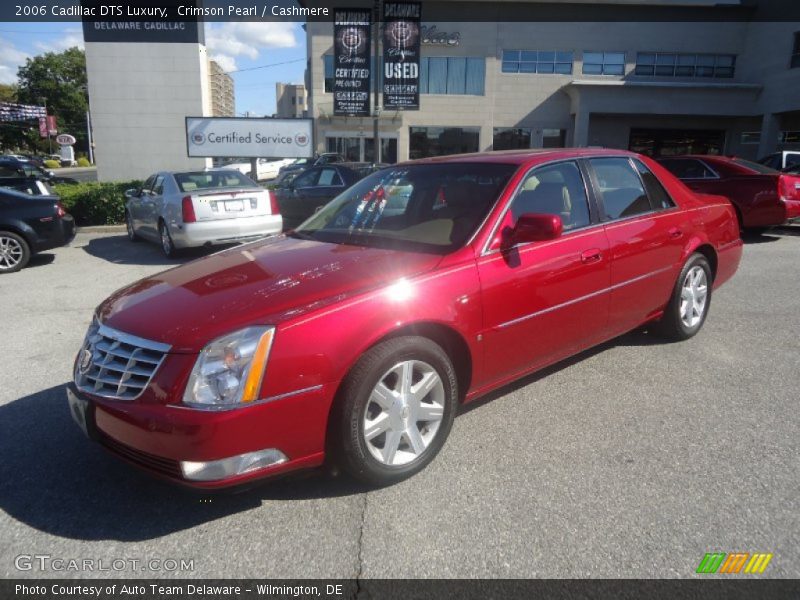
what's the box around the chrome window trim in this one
[494,265,674,330]
[479,157,597,257]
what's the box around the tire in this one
[0,231,31,274]
[652,253,712,341]
[330,336,458,486]
[125,211,140,242]
[158,220,177,258]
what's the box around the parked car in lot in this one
[275,163,386,230]
[0,156,78,185]
[68,149,741,489]
[782,163,800,175]
[0,187,74,273]
[124,169,282,257]
[216,158,296,182]
[758,150,800,171]
[657,155,800,231]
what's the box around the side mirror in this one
[507,213,563,246]
[124,188,139,199]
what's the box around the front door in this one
[478,160,610,384]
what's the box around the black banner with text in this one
[333,8,372,117]
[382,2,421,111]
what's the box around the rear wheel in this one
[330,336,458,486]
[0,231,30,273]
[653,253,712,341]
[125,211,139,242]
[159,220,177,258]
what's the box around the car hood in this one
[97,236,443,353]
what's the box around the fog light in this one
[180,449,287,482]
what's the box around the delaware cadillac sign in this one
[383,2,422,110]
[333,8,372,117]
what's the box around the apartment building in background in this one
[209,59,235,117]
[275,83,308,118]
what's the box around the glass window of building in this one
[410,127,480,159]
[582,52,625,75]
[493,128,531,150]
[501,50,574,74]
[635,53,735,78]
[542,129,566,148]
[419,57,485,95]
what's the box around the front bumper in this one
[66,381,330,489]
[169,214,283,249]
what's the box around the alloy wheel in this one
[0,235,24,271]
[679,265,708,328]
[362,360,445,466]
[160,224,172,256]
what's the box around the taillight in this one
[778,175,800,201]
[268,190,280,215]
[55,201,67,218]
[181,196,197,223]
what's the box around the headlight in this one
[182,326,275,409]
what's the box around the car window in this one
[589,157,651,220]
[633,159,675,210]
[152,175,165,195]
[0,165,24,178]
[297,163,516,253]
[293,169,320,188]
[758,154,781,169]
[786,153,800,167]
[731,158,778,175]
[141,175,156,193]
[173,170,256,192]
[318,168,344,187]
[509,161,591,231]
[659,158,717,180]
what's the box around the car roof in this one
[401,147,637,167]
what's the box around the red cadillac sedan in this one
[68,149,742,488]
[657,155,800,232]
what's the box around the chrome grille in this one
[74,322,171,400]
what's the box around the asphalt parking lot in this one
[0,227,798,579]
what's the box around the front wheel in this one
[125,211,140,242]
[159,220,177,258]
[652,253,712,341]
[330,336,458,486]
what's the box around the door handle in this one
[668,227,683,239]
[581,248,602,264]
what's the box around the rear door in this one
[587,156,686,336]
[279,167,321,228]
[140,174,164,238]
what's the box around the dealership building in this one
[304,0,800,163]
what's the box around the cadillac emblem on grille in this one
[79,348,93,374]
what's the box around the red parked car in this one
[657,155,800,232]
[67,149,742,489]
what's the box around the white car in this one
[124,169,282,257]
[216,158,296,181]
[758,150,800,171]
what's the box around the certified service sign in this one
[185,117,314,159]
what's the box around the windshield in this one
[295,162,517,254]
[732,158,778,175]
[175,170,257,192]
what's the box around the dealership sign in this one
[185,117,313,159]
[383,2,422,110]
[333,8,372,117]
[56,134,77,145]
[80,0,203,43]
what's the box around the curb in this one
[76,225,126,233]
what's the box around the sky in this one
[0,21,307,116]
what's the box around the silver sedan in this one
[124,170,282,257]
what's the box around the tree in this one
[16,47,88,155]
[0,84,17,103]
